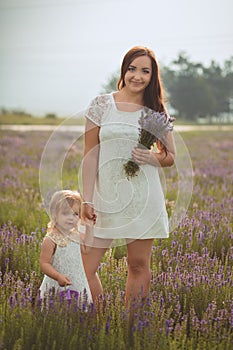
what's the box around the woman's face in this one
[124,55,152,94]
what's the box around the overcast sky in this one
[0,0,233,116]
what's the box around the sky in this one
[0,0,233,116]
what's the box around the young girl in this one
[82,46,176,304]
[39,190,92,302]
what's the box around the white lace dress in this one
[84,93,174,240]
[39,231,92,302]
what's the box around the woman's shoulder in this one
[85,93,113,125]
[89,93,113,107]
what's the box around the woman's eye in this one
[128,66,135,72]
[143,69,150,74]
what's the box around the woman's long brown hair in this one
[117,46,166,112]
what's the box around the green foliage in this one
[101,70,120,93]
[161,53,233,121]
[165,74,216,120]
[0,113,65,125]
[45,113,57,119]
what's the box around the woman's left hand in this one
[132,147,158,166]
[81,203,97,224]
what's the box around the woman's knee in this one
[127,258,150,275]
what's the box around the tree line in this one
[102,52,233,123]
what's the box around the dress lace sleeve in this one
[45,228,80,247]
[45,230,68,247]
[85,95,110,126]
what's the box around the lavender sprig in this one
[123,108,174,179]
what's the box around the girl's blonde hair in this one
[48,190,82,230]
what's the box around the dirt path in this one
[1,124,233,132]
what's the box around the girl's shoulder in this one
[45,229,68,247]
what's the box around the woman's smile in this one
[131,80,143,84]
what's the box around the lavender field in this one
[0,129,232,349]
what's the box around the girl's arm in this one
[132,131,176,167]
[40,237,72,287]
[82,119,100,221]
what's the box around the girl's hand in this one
[81,203,97,224]
[132,147,158,166]
[57,274,72,287]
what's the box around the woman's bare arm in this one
[82,119,100,220]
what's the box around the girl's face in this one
[56,202,80,233]
[124,55,152,94]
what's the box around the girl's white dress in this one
[85,93,174,240]
[39,230,92,302]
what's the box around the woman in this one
[81,46,176,305]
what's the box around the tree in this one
[101,71,119,93]
[45,113,57,119]
[162,53,233,121]
[202,60,229,116]
[166,74,216,120]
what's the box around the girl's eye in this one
[143,69,150,74]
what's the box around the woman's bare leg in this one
[82,237,112,302]
[125,239,154,306]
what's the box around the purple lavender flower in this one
[123,107,174,179]
[105,316,111,334]
[60,289,79,306]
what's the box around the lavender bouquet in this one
[123,108,174,179]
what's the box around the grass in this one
[0,113,85,125]
[0,129,232,349]
[1,111,232,126]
